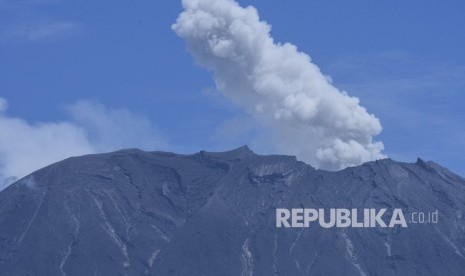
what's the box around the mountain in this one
[0,146,464,276]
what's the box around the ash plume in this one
[173,0,385,170]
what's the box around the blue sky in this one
[1,0,464,177]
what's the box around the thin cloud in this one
[326,51,465,176]
[67,100,169,153]
[0,98,168,190]
[0,0,60,10]
[1,21,81,42]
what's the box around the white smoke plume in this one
[0,98,167,190]
[173,0,385,170]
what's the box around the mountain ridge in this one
[0,146,464,275]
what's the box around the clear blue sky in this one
[1,0,464,175]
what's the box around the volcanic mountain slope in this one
[0,146,464,276]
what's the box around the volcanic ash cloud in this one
[173,0,385,170]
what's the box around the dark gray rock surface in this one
[0,146,464,275]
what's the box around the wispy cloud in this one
[1,21,81,42]
[67,100,169,153]
[325,50,465,175]
[326,51,465,123]
[0,98,168,190]
[0,0,60,9]
[0,0,80,42]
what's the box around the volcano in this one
[0,146,464,275]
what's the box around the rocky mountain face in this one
[0,146,464,276]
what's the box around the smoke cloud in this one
[173,0,385,170]
[0,98,167,190]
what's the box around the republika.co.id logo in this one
[276,208,439,228]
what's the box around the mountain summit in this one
[0,147,464,275]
